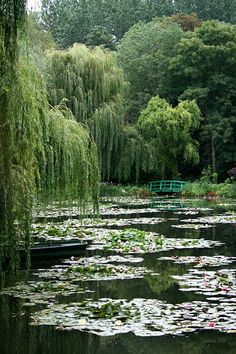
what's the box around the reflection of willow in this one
[145,260,188,296]
[84,277,155,299]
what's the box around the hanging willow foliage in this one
[46,44,125,180]
[40,102,99,207]
[0,5,99,272]
[111,125,157,183]
[46,44,158,182]
[0,0,28,272]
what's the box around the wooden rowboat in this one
[20,240,88,260]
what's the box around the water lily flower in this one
[183,304,192,310]
[208,321,216,327]
[220,285,229,292]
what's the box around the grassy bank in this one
[182,182,236,198]
[100,182,236,198]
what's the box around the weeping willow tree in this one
[46,44,125,180]
[138,96,202,179]
[0,3,99,272]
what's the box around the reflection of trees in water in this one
[119,332,236,354]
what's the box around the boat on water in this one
[20,240,88,260]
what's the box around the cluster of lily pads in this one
[88,228,222,254]
[0,280,93,305]
[30,297,236,335]
[35,255,150,282]
[181,214,236,224]
[172,269,236,300]
[33,204,161,220]
[172,223,212,229]
[31,221,95,242]
[32,217,166,242]
[159,256,236,268]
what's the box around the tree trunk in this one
[211,135,216,173]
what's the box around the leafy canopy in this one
[138,96,201,178]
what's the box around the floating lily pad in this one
[65,255,144,265]
[159,256,236,268]
[174,211,199,215]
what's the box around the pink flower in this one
[183,303,192,310]
[221,286,229,292]
[208,321,216,327]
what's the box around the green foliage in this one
[46,43,154,182]
[0,0,29,272]
[117,19,185,122]
[85,26,115,49]
[41,0,176,48]
[138,96,201,178]
[182,182,236,198]
[168,13,202,32]
[0,5,99,272]
[46,44,124,179]
[164,21,236,176]
[41,0,236,49]
[40,104,99,206]
[174,0,236,24]
[25,13,57,72]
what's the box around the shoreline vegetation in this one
[100,182,236,198]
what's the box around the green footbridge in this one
[148,180,187,193]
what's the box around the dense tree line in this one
[118,19,236,178]
[33,1,236,180]
[41,0,236,49]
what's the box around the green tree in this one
[85,26,115,49]
[41,0,236,49]
[41,0,176,48]
[138,96,201,178]
[168,13,202,32]
[117,19,185,122]
[46,43,157,182]
[164,21,236,176]
[174,0,236,24]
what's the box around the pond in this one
[1,196,236,354]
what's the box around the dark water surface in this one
[1,197,236,354]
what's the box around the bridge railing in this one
[148,180,187,193]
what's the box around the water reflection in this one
[0,197,236,354]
